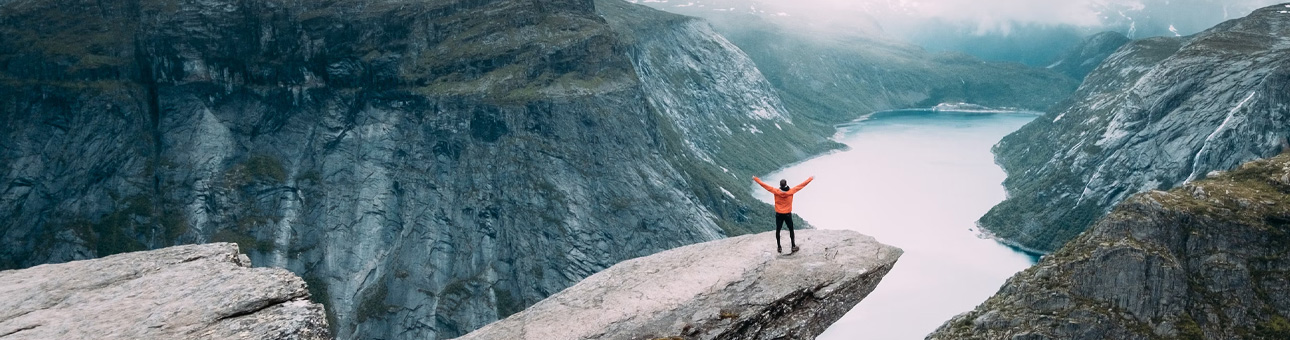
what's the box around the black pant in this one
[775,213,795,248]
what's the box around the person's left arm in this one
[787,176,814,194]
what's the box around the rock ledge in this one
[0,243,330,340]
[458,229,902,340]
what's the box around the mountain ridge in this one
[979,3,1290,253]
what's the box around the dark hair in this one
[779,179,790,191]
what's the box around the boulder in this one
[0,243,329,340]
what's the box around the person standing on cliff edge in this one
[753,176,814,254]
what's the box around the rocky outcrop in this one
[1047,31,1131,81]
[0,0,833,339]
[980,4,1290,252]
[0,243,329,340]
[929,153,1290,340]
[457,229,902,340]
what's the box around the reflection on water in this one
[755,110,1039,340]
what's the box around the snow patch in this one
[1169,24,1180,36]
[720,187,735,199]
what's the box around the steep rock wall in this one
[0,0,831,338]
[980,4,1290,252]
[931,152,1290,340]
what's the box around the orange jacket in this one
[754,176,813,214]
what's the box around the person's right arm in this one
[753,176,776,193]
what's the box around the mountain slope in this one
[0,0,831,338]
[930,152,1290,340]
[1047,31,1132,81]
[979,4,1290,253]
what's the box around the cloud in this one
[748,0,1284,36]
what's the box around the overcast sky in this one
[748,0,1286,36]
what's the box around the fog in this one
[745,0,1283,37]
[637,0,1286,64]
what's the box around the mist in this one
[637,0,1288,65]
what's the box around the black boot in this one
[791,245,799,254]
[777,245,783,253]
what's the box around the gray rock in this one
[1047,31,1131,81]
[929,153,1290,340]
[0,0,836,339]
[0,242,329,340]
[980,4,1290,252]
[457,230,902,340]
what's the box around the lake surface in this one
[754,110,1039,339]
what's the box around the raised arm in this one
[786,176,814,194]
[752,176,777,193]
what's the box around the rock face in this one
[980,4,1290,253]
[1047,31,1131,81]
[0,0,833,339]
[457,229,903,340]
[0,243,329,340]
[596,0,840,235]
[929,153,1290,340]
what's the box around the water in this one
[754,110,1039,339]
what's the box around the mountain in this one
[0,0,833,338]
[459,230,902,340]
[633,5,1080,125]
[978,4,1290,253]
[1047,31,1131,81]
[929,152,1290,340]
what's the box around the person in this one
[753,175,814,254]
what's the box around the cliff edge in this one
[0,243,329,340]
[930,152,1290,340]
[457,229,902,340]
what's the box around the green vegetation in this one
[355,281,391,323]
[1177,314,1205,340]
[1255,315,1290,339]
[211,228,274,254]
[493,287,521,318]
[302,274,340,335]
[68,195,154,257]
[244,154,288,183]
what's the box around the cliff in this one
[0,0,833,338]
[1047,31,1131,81]
[980,3,1290,252]
[929,152,1290,340]
[457,229,903,340]
[0,243,329,340]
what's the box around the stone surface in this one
[0,0,836,338]
[0,243,329,340]
[1047,31,1131,81]
[980,4,1290,252]
[457,229,902,340]
[929,152,1290,340]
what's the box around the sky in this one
[637,0,1288,65]
[747,0,1285,37]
